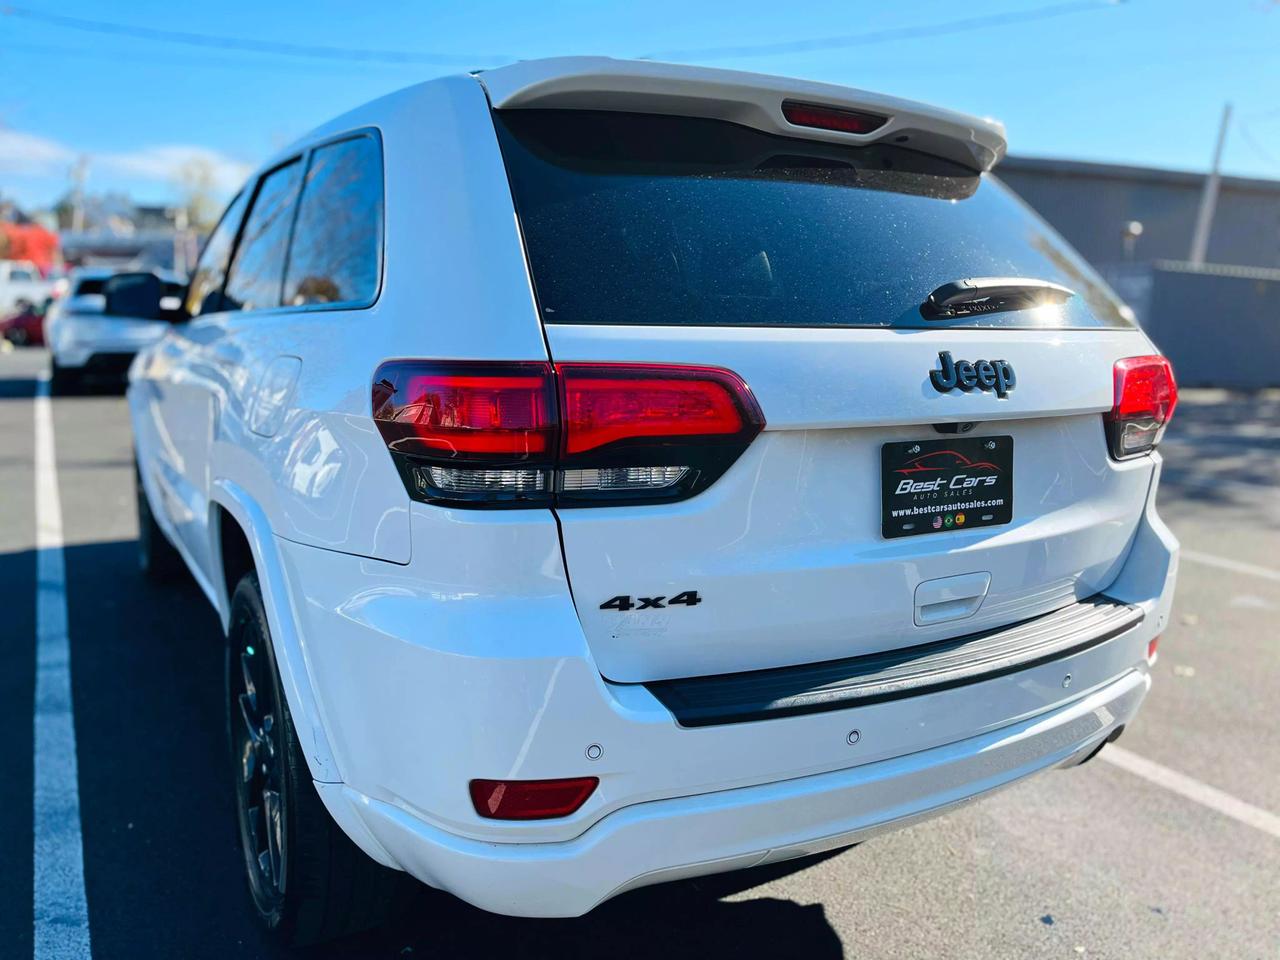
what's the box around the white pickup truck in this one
[0,260,57,316]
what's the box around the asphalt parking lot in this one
[0,345,1276,959]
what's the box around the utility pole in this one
[1189,103,1231,267]
[68,155,89,233]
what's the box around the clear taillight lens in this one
[372,361,765,508]
[1105,355,1178,460]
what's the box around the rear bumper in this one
[319,668,1148,917]
[266,460,1175,917]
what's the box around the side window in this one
[284,136,382,307]
[224,160,303,313]
[10,268,35,282]
[185,190,250,317]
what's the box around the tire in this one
[226,573,409,947]
[135,462,184,582]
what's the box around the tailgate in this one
[548,325,1155,681]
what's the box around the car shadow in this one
[17,537,846,959]
[53,378,130,398]
[315,852,848,959]
[0,376,38,400]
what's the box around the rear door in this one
[496,109,1160,683]
[137,188,250,579]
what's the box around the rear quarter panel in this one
[207,74,552,565]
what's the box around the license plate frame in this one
[881,435,1013,539]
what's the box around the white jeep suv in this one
[127,57,1179,945]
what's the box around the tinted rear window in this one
[494,110,1129,329]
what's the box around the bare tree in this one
[175,157,221,232]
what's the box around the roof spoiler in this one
[476,57,1006,172]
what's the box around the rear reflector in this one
[1105,355,1178,459]
[781,100,888,135]
[1147,635,1160,663]
[469,777,598,820]
[373,360,764,508]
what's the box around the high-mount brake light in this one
[372,361,765,508]
[469,777,598,821]
[1105,355,1178,460]
[781,100,888,135]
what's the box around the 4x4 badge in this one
[930,351,1016,398]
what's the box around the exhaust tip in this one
[1072,724,1126,768]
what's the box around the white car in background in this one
[0,259,56,315]
[126,57,1179,946]
[46,267,184,391]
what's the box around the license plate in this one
[881,435,1013,539]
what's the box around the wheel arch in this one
[210,479,342,783]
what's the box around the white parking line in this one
[1181,549,1280,584]
[33,375,93,959]
[1101,745,1280,839]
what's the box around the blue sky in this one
[1,0,1278,209]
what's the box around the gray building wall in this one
[998,156,1280,388]
[1104,262,1280,389]
[997,156,1280,271]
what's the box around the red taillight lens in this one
[781,100,888,135]
[469,777,598,820]
[372,361,555,460]
[1106,355,1177,459]
[373,360,764,508]
[558,364,761,456]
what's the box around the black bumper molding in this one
[645,596,1143,727]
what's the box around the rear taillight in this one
[372,361,764,508]
[781,100,888,135]
[469,777,598,820]
[1105,355,1178,460]
[372,361,557,506]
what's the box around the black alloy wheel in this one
[230,602,288,916]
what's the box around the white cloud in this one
[0,126,251,196]
[98,145,252,194]
[0,128,75,176]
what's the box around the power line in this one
[1237,122,1280,172]
[0,40,432,75]
[639,0,1124,61]
[0,5,514,66]
[7,1,1126,69]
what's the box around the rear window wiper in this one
[921,277,1074,320]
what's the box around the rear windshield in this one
[494,110,1130,329]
